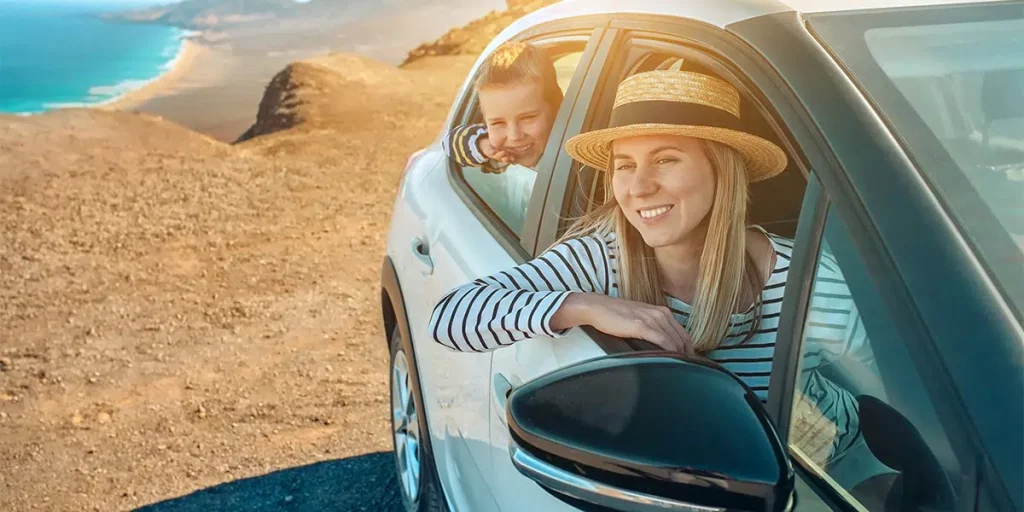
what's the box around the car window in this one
[807,4,1023,323]
[789,205,968,512]
[560,38,807,241]
[455,43,586,238]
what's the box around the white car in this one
[379,0,1024,511]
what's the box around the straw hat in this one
[564,70,787,182]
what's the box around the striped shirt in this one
[440,123,510,173]
[428,229,872,464]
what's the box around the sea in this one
[0,1,193,114]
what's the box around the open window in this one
[448,35,590,249]
[559,33,809,242]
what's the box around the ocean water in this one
[0,1,189,114]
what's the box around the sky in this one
[3,0,310,3]
[0,0,174,5]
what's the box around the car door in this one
[402,25,606,511]
[484,24,627,512]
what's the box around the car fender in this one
[380,255,452,508]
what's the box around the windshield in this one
[808,2,1024,321]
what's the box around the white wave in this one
[41,101,96,109]
[34,33,188,113]
[89,79,150,97]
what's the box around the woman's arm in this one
[428,236,612,352]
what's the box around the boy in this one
[442,41,563,173]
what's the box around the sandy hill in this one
[0,0,560,509]
[0,38,478,512]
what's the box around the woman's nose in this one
[629,164,659,197]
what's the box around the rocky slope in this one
[401,0,559,66]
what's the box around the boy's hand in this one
[481,134,514,164]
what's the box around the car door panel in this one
[386,146,470,507]
[407,153,530,510]
[488,334,608,511]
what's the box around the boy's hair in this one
[474,41,563,115]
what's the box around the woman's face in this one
[611,135,716,248]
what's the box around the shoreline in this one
[97,38,206,112]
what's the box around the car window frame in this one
[444,22,608,263]
[533,14,834,254]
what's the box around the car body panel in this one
[387,145,503,511]
[488,331,611,510]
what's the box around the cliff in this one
[401,0,559,66]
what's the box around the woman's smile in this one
[637,204,674,223]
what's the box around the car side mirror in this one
[506,353,794,512]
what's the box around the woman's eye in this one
[656,157,678,165]
[614,163,635,172]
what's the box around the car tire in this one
[389,328,447,512]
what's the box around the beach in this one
[98,39,208,112]
[91,0,509,142]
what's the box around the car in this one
[379,0,1024,511]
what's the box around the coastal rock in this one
[401,0,561,67]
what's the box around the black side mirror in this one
[506,353,794,512]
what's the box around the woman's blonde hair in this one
[556,139,764,353]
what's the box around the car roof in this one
[483,0,998,55]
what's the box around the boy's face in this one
[478,80,555,169]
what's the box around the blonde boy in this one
[443,41,563,172]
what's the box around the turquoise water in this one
[0,1,188,114]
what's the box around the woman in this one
[428,70,880,480]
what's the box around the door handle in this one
[493,373,522,427]
[493,373,513,411]
[410,236,433,276]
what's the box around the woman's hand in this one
[552,293,695,356]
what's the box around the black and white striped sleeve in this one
[428,236,613,352]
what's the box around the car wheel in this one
[389,328,446,512]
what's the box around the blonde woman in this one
[428,70,884,482]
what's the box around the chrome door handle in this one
[410,237,433,275]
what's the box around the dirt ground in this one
[0,54,477,511]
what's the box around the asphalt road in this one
[136,452,403,512]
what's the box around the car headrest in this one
[981,69,1024,123]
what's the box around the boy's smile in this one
[478,81,554,169]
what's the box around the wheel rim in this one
[392,349,421,502]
